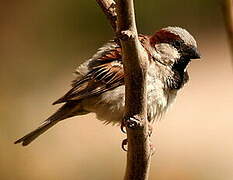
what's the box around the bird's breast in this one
[147,65,177,122]
[82,66,177,124]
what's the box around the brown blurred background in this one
[1,0,233,179]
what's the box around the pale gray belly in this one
[82,82,177,124]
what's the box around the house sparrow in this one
[15,26,200,146]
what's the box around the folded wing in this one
[53,45,124,105]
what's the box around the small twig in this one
[222,0,233,64]
[96,0,117,32]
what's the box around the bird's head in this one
[150,26,201,71]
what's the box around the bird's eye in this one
[174,41,181,47]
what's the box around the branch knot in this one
[117,30,136,41]
[108,2,117,16]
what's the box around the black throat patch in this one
[167,57,190,90]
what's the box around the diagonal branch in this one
[96,0,152,180]
[96,0,117,31]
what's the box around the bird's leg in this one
[120,120,155,154]
[121,116,141,133]
[120,117,128,151]
[120,116,141,151]
[121,117,155,154]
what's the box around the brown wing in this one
[53,47,124,105]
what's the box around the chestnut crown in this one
[150,26,200,60]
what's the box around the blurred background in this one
[1,0,233,179]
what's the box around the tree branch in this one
[96,0,117,31]
[222,0,233,64]
[116,1,151,179]
[96,0,152,180]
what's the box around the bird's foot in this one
[120,122,126,134]
[120,117,140,151]
[121,116,141,133]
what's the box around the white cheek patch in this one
[154,43,180,65]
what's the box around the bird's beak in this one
[189,47,201,59]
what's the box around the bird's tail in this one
[14,102,88,146]
[14,120,58,146]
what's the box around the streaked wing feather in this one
[53,47,124,105]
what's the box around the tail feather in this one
[14,101,87,146]
[14,120,57,146]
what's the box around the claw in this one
[121,116,140,133]
[121,138,128,151]
[120,122,126,134]
[122,116,141,130]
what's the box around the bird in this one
[15,26,201,146]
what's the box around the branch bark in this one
[96,0,152,180]
[116,1,151,180]
[96,0,117,31]
[222,0,233,64]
